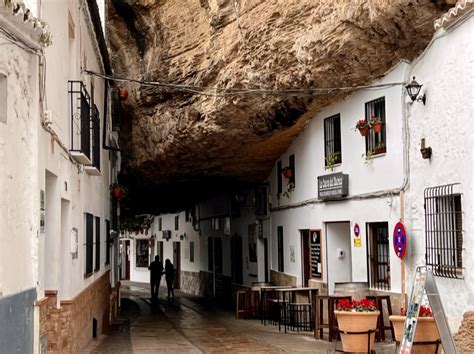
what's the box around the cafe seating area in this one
[234,282,397,351]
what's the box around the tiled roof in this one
[0,1,52,47]
[434,0,474,30]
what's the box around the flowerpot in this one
[372,122,382,133]
[335,310,379,353]
[358,126,369,136]
[389,315,441,354]
[112,189,124,201]
[282,168,293,179]
[118,87,128,101]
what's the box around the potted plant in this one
[390,305,440,354]
[110,183,127,202]
[282,166,293,179]
[356,119,370,136]
[370,116,383,133]
[325,152,341,171]
[118,87,128,101]
[374,142,386,154]
[334,298,380,353]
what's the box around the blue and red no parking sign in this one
[393,222,407,259]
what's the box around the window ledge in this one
[84,272,93,279]
[325,163,342,171]
[369,152,386,159]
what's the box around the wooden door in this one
[173,241,181,289]
[301,230,311,286]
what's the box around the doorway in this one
[173,242,181,289]
[301,230,311,287]
[326,222,352,294]
[120,240,130,280]
[231,234,243,284]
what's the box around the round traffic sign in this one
[393,222,407,259]
[354,223,360,238]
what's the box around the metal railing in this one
[69,81,91,160]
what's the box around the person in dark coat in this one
[164,259,175,301]
[148,255,163,300]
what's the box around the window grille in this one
[324,114,342,167]
[84,213,94,276]
[158,217,162,231]
[365,97,386,155]
[367,222,390,290]
[289,154,295,186]
[105,220,110,265]
[190,241,194,262]
[69,81,91,161]
[91,105,100,170]
[277,161,282,194]
[95,216,100,271]
[424,184,463,278]
[277,226,284,272]
[175,215,179,230]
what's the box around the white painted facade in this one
[268,62,409,294]
[405,12,473,332]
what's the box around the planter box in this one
[389,315,441,354]
[335,310,379,353]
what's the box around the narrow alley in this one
[84,282,396,353]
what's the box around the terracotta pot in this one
[358,126,369,136]
[118,87,128,101]
[112,188,124,201]
[389,315,441,354]
[372,122,382,133]
[282,168,293,179]
[335,310,379,353]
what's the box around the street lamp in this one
[405,76,426,105]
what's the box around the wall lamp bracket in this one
[406,76,426,105]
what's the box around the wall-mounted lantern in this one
[406,76,426,105]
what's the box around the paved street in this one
[84,282,396,353]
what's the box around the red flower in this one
[336,298,377,312]
[419,305,432,317]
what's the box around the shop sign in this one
[317,173,349,200]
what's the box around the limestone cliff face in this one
[106,0,451,210]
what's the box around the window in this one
[367,222,390,290]
[190,241,194,262]
[289,154,295,186]
[105,220,110,265]
[324,114,342,167]
[277,226,284,272]
[175,215,179,230]
[365,97,386,155]
[84,213,94,276]
[255,184,268,216]
[95,216,100,271]
[277,161,282,194]
[158,217,162,231]
[136,239,149,268]
[91,105,100,170]
[0,73,6,123]
[208,237,214,271]
[425,184,463,278]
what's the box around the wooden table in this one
[274,287,320,333]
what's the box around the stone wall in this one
[270,270,297,287]
[455,311,474,353]
[181,271,201,296]
[38,272,113,353]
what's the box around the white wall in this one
[268,62,409,290]
[0,30,40,298]
[405,14,474,332]
[39,0,112,300]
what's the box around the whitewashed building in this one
[404,5,473,334]
[1,0,121,352]
[0,2,51,353]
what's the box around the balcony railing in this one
[69,81,92,164]
[91,104,100,171]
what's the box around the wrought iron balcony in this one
[69,81,92,165]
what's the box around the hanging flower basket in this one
[356,119,369,136]
[110,183,127,202]
[118,87,128,101]
[282,167,293,179]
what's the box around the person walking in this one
[148,255,163,301]
[164,259,175,301]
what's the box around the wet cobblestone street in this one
[84,282,396,353]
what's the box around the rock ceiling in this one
[106,0,452,213]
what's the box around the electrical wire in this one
[83,70,405,98]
